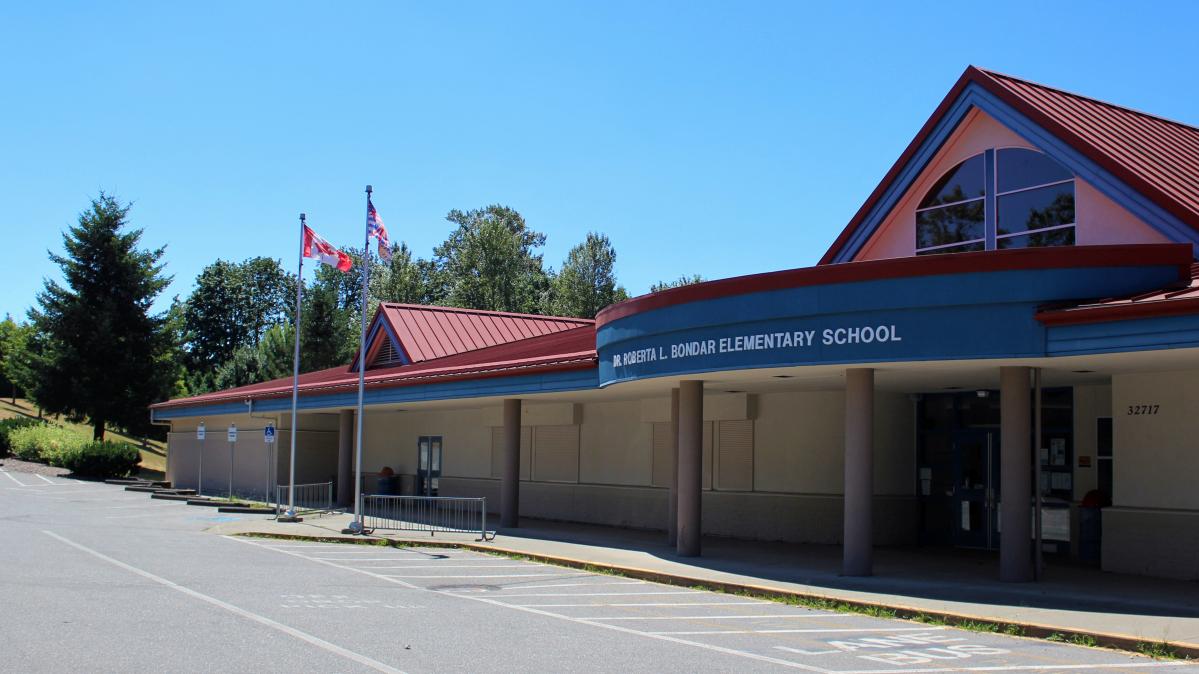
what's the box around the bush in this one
[50,441,140,478]
[8,424,88,462]
[0,417,44,456]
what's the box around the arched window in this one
[915,148,1075,255]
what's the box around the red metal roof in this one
[1037,263,1199,326]
[152,324,597,410]
[376,303,593,364]
[597,244,1193,327]
[820,66,1199,264]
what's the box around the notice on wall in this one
[611,324,903,371]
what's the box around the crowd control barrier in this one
[360,495,489,540]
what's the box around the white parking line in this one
[227,535,833,672]
[43,531,407,674]
[1,471,28,486]
[483,591,696,598]
[578,614,839,621]
[340,561,546,566]
[517,601,766,608]
[833,663,1191,673]
[657,626,951,636]
[35,474,58,484]
[382,573,568,579]
[504,580,647,590]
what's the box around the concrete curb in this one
[217,506,275,514]
[231,531,1197,660]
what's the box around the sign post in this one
[196,421,205,497]
[263,423,276,504]
[227,424,237,501]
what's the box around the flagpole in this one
[348,185,372,534]
[281,213,305,522]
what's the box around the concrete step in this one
[151,486,195,498]
[186,499,253,508]
[124,485,162,493]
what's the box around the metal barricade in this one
[275,481,334,518]
[361,495,489,540]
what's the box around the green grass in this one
[1136,641,1181,660]
[0,398,165,479]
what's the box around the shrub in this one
[0,417,44,456]
[8,425,88,462]
[50,441,140,478]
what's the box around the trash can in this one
[1078,489,1103,563]
[375,475,398,495]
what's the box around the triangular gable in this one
[352,303,594,371]
[821,66,1199,264]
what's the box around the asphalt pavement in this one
[1,468,1195,673]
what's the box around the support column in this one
[843,368,874,576]
[1000,366,1033,582]
[337,410,354,507]
[500,398,521,528]
[667,387,680,546]
[677,380,703,557]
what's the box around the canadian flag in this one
[302,225,353,272]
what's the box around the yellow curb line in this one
[232,531,1196,660]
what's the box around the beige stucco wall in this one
[1102,370,1199,580]
[167,426,336,500]
[390,390,917,544]
[1071,383,1111,501]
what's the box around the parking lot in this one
[2,468,1196,673]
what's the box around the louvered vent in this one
[372,339,402,368]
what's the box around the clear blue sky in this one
[2,1,1196,319]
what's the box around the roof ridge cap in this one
[977,67,1199,133]
[380,302,595,324]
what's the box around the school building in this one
[151,66,1199,583]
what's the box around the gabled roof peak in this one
[820,65,1199,264]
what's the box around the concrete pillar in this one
[843,368,874,577]
[337,410,354,507]
[677,380,703,557]
[500,398,521,528]
[667,387,680,546]
[1000,366,1033,582]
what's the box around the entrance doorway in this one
[952,429,1000,549]
[917,388,1074,554]
[416,436,442,497]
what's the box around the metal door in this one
[417,436,442,497]
[952,430,1000,549]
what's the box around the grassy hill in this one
[0,398,166,480]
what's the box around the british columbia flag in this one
[367,198,392,262]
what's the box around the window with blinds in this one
[715,419,753,491]
[533,425,580,483]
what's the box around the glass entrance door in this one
[417,436,442,497]
[952,429,1000,549]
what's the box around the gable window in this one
[916,148,1075,255]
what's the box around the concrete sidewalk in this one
[210,512,1199,655]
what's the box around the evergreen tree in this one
[301,270,355,372]
[549,232,629,318]
[28,194,177,440]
